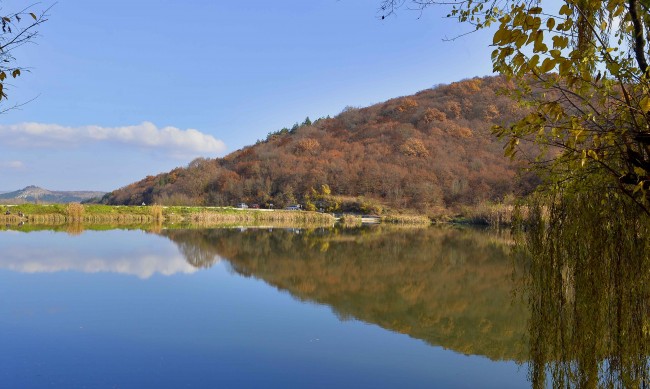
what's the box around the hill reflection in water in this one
[161,226,528,362]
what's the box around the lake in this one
[0,225,607,387]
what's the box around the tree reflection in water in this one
[161,226,527,362]
[520,193,650,388]
[161,216,650,388]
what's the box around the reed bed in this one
[0,204,335,228]
[1,213,155,224]
[186,209,335,226]
[150,204,164,221]
[381,214,432,225]
[0,215,24,223]
[339,214,362,227]
[456,203,516,226]
[82,214,154,223]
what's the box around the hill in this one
[102,76,537,214]
[0,186,106,204]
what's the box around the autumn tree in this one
[0,3,48,112]
[380,0,650,212]
[379,2,650,385]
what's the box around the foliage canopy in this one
[381,0,650,212]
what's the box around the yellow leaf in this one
[640,96,650,112]
[546,18,555,30]
[493,28,505,45]
[559,59,571,75]
[559,4,571,16]
[540,58,555,73]
[529,54,540,68]
[552,35,568,49]
[634,166,646,176]
[515,33,527,48]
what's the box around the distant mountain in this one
[102,76,539,213]
[0,185,106,203]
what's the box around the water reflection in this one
[5,224,645,387]
[0,230,197,278]
[160,226,528,362]
[160,226,650,387]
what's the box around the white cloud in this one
[0,160,25,170]
[0,121,226,157]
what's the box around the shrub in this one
[66,203,85,221]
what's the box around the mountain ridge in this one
[0,185,106,204]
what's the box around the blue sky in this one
[0,0,495,191]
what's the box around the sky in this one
[0,0,496,191]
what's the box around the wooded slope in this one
[103,76,536,213]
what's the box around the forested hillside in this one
[103,76,537,213]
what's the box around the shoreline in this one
[0,203,514,228]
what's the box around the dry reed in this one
[460,203,516,226]
[66,203,85,222]
[381,214,431,225]
[339,214,362,226]
[150,204,163,221]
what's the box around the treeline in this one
[102,76,538,214]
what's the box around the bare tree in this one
[0,2,49,113]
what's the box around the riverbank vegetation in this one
[0,202,526,227]
[0,203,336,227]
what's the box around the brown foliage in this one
[102,76,536,213]
[400,138,429,157]
[421,107,447,123]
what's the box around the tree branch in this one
[628,0,649,74]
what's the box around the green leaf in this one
[30,13,37,20]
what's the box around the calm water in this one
[0,226,529,388]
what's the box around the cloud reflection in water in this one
[0,229,216,278]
